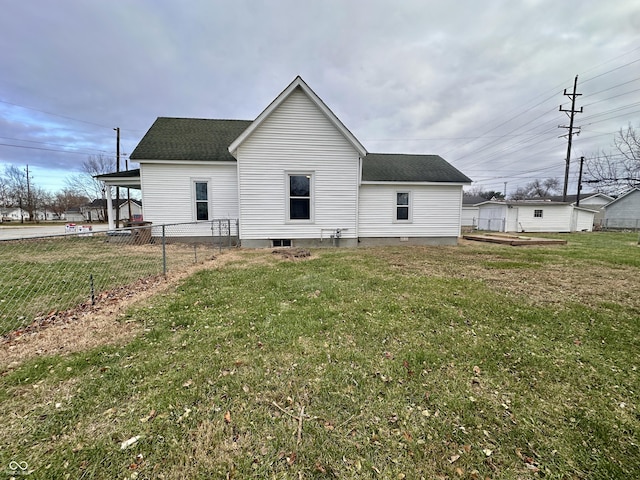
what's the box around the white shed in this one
[477,200,596,233]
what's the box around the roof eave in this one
[361,180,471,186]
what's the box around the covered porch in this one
[95,169,142,230]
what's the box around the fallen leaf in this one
[473,365,481,375]
[140,409,157,423]
[286,451,297,465]
[224,411,231,424]
[182,379,193,388]
[449,454,461,463]
[455,467,464,476]
[482,448,493,457]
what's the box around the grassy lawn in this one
[0,233,638,479]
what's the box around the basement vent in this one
[272,239,292,247]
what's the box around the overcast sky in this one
[1,0,638,197]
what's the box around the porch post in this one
[105,186,115,230]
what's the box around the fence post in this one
[162,225,167,275]
[90,274,95,305]
[227,219,231,248]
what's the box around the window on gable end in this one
[288,174,312,221]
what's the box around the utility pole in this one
[576,156,585,206]
[559,75,583,202]
[114,127,120,228]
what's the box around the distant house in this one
[63,207,85,223]
[97,76,472,246]
[603,188,640,229]
[462,195,486,227]
[542,193,613,225]
[0,207,29,222]
[476,200,596,233]
[81,199,142,223]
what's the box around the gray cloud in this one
[0,0,638,193]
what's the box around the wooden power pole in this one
[559,75,583,202]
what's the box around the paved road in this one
[0,223,110,240]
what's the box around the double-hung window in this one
[288,174,312,221]
[194,181,209,221]
[395,191,411,222]
[534,209,543,218]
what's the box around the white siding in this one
[358,184,463,237]
[140,163,238,225]
[236,89,360,240]
[461,206,479,227]
[517,205,571,232]
[573,209,595,232]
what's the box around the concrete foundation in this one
[240,236,459,248]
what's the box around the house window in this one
[194,181,209,220]
[288,174,312,221]
[396,192,411,221]
[534,209,543,218]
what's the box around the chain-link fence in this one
[594,218,640,231]
[0,220,238,336]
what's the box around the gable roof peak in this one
[228,76,367,157]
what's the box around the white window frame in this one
[285,172,314,223]
[192,179,211,221]
[394,190,412,223]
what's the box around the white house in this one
[603,188,640,229]
[0,207,29,222]
[98,77,471,247]
[476,200,597,233]
[81,199,143,223]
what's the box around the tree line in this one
[0,155,113,222]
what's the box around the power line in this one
[0,99,114,130]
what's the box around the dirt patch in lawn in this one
[387,242,640,311]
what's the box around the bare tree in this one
[50,188,89,218]
[585,124,640,195]
[3,165,29,220]
[510,178,561,200]
[65,155,114,200]
[464,186,505,200]
[0,175,10,207]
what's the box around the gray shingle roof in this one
[362,153,472,183]
[129,118,252,162]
